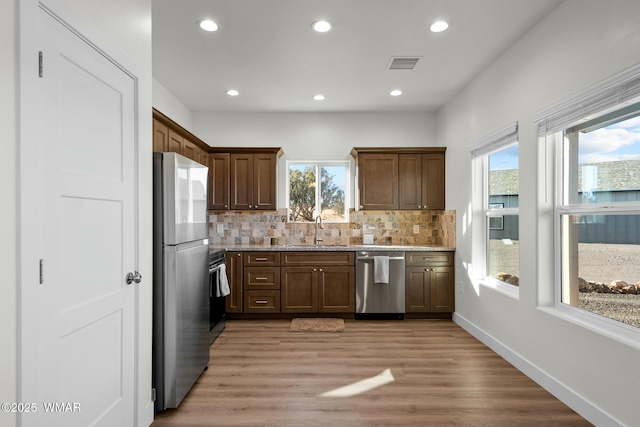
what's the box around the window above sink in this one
[286,161,350,223]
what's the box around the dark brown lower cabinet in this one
[244,290,280,313]
[281,266,354,313]
[225,252,243,313]
[281,251,355,314]
[405,252,455,313]
[281,267,318,312]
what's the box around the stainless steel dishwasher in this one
[355,251,406,319]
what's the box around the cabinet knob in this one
[359,205,363,209]
[237,253,241,257]
[313,268,317,272]
[319,268,323,272]
[224,204,228,208]
[418,205,421,209]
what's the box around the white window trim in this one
[286,160,350,223]
[470,123,520,293]
[535,62,640,136]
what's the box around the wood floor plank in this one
[152,319,591,427]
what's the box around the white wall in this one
[153,78,195,133]
[440,1,640,425]
[1,0,17,426]
[193,111,437,207]
[14,1,153,426]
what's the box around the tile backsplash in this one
[209,209,455,247]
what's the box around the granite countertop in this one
[209,243,455,252]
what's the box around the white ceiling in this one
[152,0,562,113]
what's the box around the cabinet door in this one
[182,139,195,161]
[253,152,277,210]
[405,267,430,312]
[209,153,230,210]
[230,153,253,210]
[431,266,454,312]
[318,266,354,312]
[398,154,422,210]
[281,267,318,313]
[421,153,445,210]
[358,153,398,210]
[225,252,243,313]
[152,119,169,152]
[168,129,184,154]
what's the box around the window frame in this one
[285,160,350,223]
[554,113,640,313]
[535,62,640,346]
[470,123,520,292]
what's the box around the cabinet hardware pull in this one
[255,277,267,280]
[255,257,268,261]
[255,300,268,304]
[422,256,435,259]
[237,253,241,257]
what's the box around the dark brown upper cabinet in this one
[352,147,446,210]
[398,152,445,210]
[209,148,282,211]
[208,153,230,210]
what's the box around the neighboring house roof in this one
[489,160,640,195]
[489,169,519,196]
[578,160,640,192]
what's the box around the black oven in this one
[208,248,227,343]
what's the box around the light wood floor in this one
[152,319,591,427]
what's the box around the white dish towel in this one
[217,263,231,297]
[373,256,389,284]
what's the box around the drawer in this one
[244,290,280,313]
[281,251,354,266]
[405,251,453,267]
[244,267,280,289]
[244,252,281,266]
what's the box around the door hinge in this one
[38,51,43,78]
[151,388,156,402]
[39,259,44,284]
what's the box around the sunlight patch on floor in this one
[319,369,395,398]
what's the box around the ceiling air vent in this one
[388,57,421,70]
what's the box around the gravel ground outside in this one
[489,240,640,328]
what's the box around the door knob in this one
[126,271,142,284]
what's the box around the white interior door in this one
[30,8,137,427]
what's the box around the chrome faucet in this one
[314,215,324,245]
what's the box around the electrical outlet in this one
[413,224,419,234]
[216,223,224,233]
[458,281,464,294]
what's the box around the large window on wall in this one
[557,104,640,328]
[287,161,349,223]
[470,123,519,286]
[536,63,640,330]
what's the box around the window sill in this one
[479,278,520,300]
[538,304,640,351]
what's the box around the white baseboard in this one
[452,313,621,427]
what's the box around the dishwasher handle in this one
[357,256,405,261]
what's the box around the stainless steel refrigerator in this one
[152,152,210,412]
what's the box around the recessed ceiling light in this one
[390,90,403,97]
[311,20,333,33]
[430,20,449,33]
[199,19,219,32]
[313,94,326,101]
[226,89,239,96]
